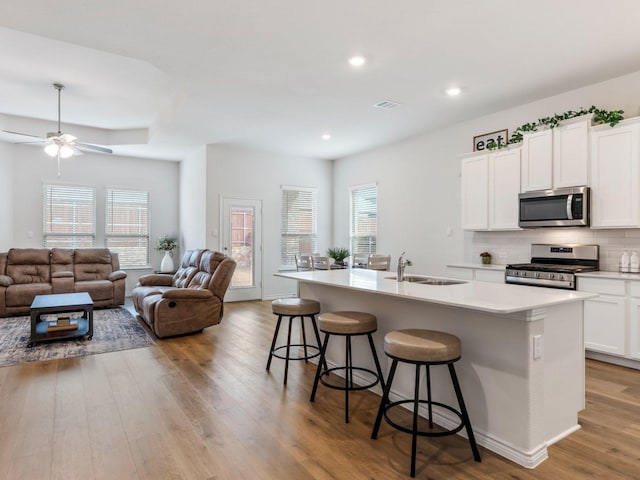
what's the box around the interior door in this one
[221,197,263,301]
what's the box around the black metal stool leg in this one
[301,315,309,362]
[367,333,386,393]
[372,359,398,439]
[284,315,294,385]
[411,364,421,478]
[345,335,352,423]
[266,315,283,371]
[310,315,328,371]
[448,363,481,462]
[310,333,330,402]
[426,364,433,428]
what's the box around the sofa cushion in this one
[6,248,51,284]
[6,283,52,307]
[74,249,113,281]
[51,248,75,274]
[74,280,113,301]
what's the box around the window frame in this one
[349,182,378,255]
[105,187,150,268]
[281,185,318,269]
[42,183,97,248]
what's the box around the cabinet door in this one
[461,154,488,230]
[590,124,640,228]
[488,149,521,230]
[583,295,626,356]
[521,129,553,192]
[629,298,640,360]
[553,119,589,188]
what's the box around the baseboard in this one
[262,293,297,301]
[586,351,640,370]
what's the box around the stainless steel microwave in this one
[519,186,590,227]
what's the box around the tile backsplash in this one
[466,228,640,272]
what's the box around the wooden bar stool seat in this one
[371,329,481,477]
[310,311,385,423]
[266,298,324,385]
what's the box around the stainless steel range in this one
[505,244,599,290]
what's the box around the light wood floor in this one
[0,300,639,479]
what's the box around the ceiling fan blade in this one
[76,142,113,154]
[0,130,47,143]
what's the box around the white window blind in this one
[350,183,377,254]
[106,189,150,267]
[281,186,317,267]
[43,184,96,248]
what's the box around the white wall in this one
[206,144,333,299]
[179,146,207,250]
[334,69,640,275]
[11,145,180,293]
[0,143,13,251]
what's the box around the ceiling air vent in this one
[373,100,401,110]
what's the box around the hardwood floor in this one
[0,300,639,479]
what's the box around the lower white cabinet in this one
[583,295,626,355]
[446,265,505,283]
[629,298,640,360]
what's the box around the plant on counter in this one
[156,235,178,252]
[480,251,492,265]
[488,105,625,150]
[327,247,350,265]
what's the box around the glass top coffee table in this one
[29,292,94,348]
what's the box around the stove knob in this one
[535,272,541,278]
[549,273,555,280]
[557,274,564,281]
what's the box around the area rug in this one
[0,307,155,368]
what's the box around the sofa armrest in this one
[0,275,13,287]
[137,274,173,287]
[162,288,214,300]
[109,270,127,281]
[52,271,74,279]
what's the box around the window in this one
[43,184,96,248]
[281,186,317,268]
[350,183,377,254]
[106,189,150,267]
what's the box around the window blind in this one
[43,184,96,248]
[106,189,150,267]
[281,186,317,267]
[350,183,377,254]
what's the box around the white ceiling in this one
[1,0,640,161]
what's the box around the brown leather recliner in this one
[132,250,236,338]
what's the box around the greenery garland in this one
[489,105,624,150]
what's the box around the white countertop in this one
[275,269,597,314]
[577,270,640,280]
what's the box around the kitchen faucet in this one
[397,252,412,282]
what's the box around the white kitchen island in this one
[275,268,598,468]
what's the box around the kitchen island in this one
[275,268,598,468]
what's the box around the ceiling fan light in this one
[44,143,59,157]
[59,145,74,158]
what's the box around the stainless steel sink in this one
[385,275,467,285]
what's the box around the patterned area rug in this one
[0,307,155,368]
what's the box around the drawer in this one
[577,277,625,296]
[630,280,640,298]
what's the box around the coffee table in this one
[29,292,94,348]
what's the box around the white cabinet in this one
[583,295,626,356]
[461,154,488,230]
[521,116,590,192]
[521,129,553,192]
[446,265,505,283]
[461,149,520,231]
[590,121,640,228]
[629,298,640,360]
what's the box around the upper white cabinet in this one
[590,120,640,228]
[461,148,521,231]
[521,116,590,192]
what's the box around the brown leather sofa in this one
[0,248,127,316]
[132,249,236,338]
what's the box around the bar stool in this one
[266,298,325,385]
[371,329,481,477]
[310,311,385,423]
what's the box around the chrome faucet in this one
[397,251,412,282]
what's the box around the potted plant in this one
[156,235,178,272]
[327,247,350,266]
[480,251,492,265]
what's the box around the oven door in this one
[519,187,589,227]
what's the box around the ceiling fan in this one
[1,83,113,175]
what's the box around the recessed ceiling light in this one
[446,87,462,97]
[321,134,331,140]
[348,56,366,67]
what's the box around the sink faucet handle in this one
[398,251,406,265]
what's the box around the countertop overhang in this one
[275,269,597,314]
